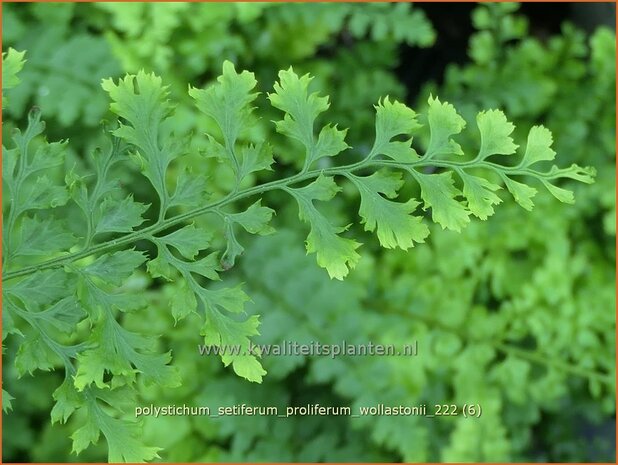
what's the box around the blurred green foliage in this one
[2,2,615,463]
[412,5,616,460]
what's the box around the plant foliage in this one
[2,3,614,463]
[2,46,596,460]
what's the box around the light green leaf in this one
[196,284,264,381]
[220,200,274,269]
[102,71,172,147]
[12,215,75,258]
[183,252,221,281]
[541,182,575,204]
[238,142,274,180]
[2,48,26,90]
[503,177,537,211]
[74,347,135,391]
[190,60,258,156]
[461,172,503,220]
[304,218,361,280]
[414,171,470,231]
[149,243,220,282]
[6,269,69,308]
[2,306,22,340]
[169,169,209,209]
[74,313,180,390]
[519,125,555,167]
[102,71,176,204]
[268,67,330,167]
[83,250,146,286]
[313,124,349,163]
[18,175,69,211]
[294,174,341,204]
[103,418,162,463]
[476,109,518,160]
[71,413,101,455]
[2,48,25,105]
[228,200,275,235]
[146,254,176,282]
[202,285,251,315]
[2,389,14,413]
[170,280,197,323]
[30,296,85,334]
[351,171,429,249]
[425,95,466,158]
[29,140,68,175]
[51,379,81,424]
[156,224,212,260]
[372,97,421,159]
[3,109,46,199]
[227,355,268,384]
[221,218,245,271]
[545,164,596,184]
[377,139,420,163]
[15,334,58,376]
[288,175,361,279]
[201,312,265,383]
[94,196,148,235]
[71,399,161,463]
[77,276,147,317]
